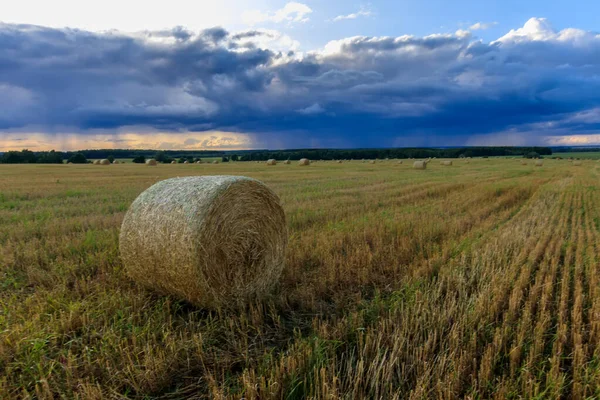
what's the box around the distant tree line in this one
[237,147,553,161]
[552,147,600,153]
[0,147,556,164]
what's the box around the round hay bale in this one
[146,159,158,166]
[284,160,291,165]
[266,159,277,165]
[119,176,287,309]
[535,160,543,167]
[298,158,310,166]
[413,161,427,170]
[369,160,375,164]
[99,159,111,165]
[573,160,582,166]
[441,160,453,166]
[184,161,189,164]
[521,161,528,165]
[337,160,342,164]
[93,160,101,165]
[196,161,202,164]
[113,160,120,164]
[171,161,177,164]
[397,160,403,164]
[212,160,220,164]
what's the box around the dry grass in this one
[1,159,599,398]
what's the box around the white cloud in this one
[332,9,372,22]
[469,22,498,31]
[297,103,325,114]
[242,2,312,26]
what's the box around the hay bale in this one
[266,159,277,165]
[184,161,189,164]
[171,161,177,164]
[99,159,111,165]
[113,160,120,164]
[369,160,375,164]
[298,158,310,166]
[337,160,342,164]
[535,160,543,167]
[120,176,287,309]
[212,160,220,164]
[413,161,427,170]
[397,160,403,164]
[441,160,453,166]
[521,161,528,165]
[284,160,291,165]
[93,160,101,165]
[573,160,582,166]
[146,159,157,166]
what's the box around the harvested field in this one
[1,159,600,398]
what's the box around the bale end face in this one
[119,176,287,309]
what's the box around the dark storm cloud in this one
[1,19,600,146]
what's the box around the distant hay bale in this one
[441,160,453,166]
[113,160,119,164]
[337,160,342,163]
[266,159,277,165]
[573,160,582,166]
[535,160,543,167]
[521,161,528,165]
[413,160,427,170]
[146,159,157,166]
[99,159,111,165]
[298,158,310,166]
[184,161,189,164]
[171,161,177,164]
[93,160,101,165]
[197,161,202,164]
[369,160,375,164]
[284,160,291,165]
[119,176,287,309]
[397,160,403,164]
[213,160,220,164]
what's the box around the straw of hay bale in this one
[413,160,427,169]
[535,160,543,167]
[119,176,287,309]
[284,160,291,165]
[146,159,158,166]
[266,159,277,165]
[93,160,101,165]
[441,160,453,166]
[298,158,310,166]
[99,159,111,165]
[573,160,582,166]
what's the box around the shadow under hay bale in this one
[119,176,287,309]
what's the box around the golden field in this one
[1,158,599,399]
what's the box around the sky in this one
[1,0,600,150]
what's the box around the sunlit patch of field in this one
[1,158,599,398]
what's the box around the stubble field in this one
[1,158,599,399]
